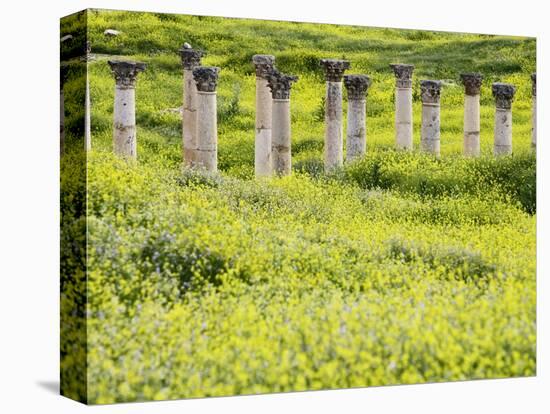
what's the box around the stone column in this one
[531,73,536,150]
[320,59,350,171]
[267,70,298,176]
[84,41,93,152]
[252,55,276,177]
[460,73,483,157]
[192,66,220,172]
[390,64,414,150]
[420,80,442,157]
[343,74,371,161]
[60,65,68,156]
[108,60,147,159]
[179,44,203,167]
[492,83,516,156]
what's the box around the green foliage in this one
[60,9,536,404]
[60,149,88,402]
[80,151,535,404]
[339,150,536,213]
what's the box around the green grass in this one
[60,9,536,404]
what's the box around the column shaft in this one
[463,94,480,156]
[183,69,198,166]
[272,99,291,175]
[325,81,344,170]
[421,103,440,156]
[108,60,146,159]
[395,87,413,150]
[113,87,137,158]
[195,91,217,171]
[492,83,515,156]
[494,108,512,155]
[346,98,366,161]
[266,70,297,176]
[255,77,272,176]
[320,59,349,171]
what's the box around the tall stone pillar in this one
[460,73,483,157]
[420,80,442,156]
[343,74,371,161]
[60,65,68,156]
[266,70,298,176]
[252,55,276,177]
[492,83,516,156]
[531,73,536,150]
[84,41,93,152]
[108,60,147,159]
[390,64,414,150]
[192,66,220,172]
[179,44,203,167]
[320,59,350,171]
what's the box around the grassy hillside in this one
[61,10,536,404]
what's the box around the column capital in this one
[492,82,516,109]
[252,54,275,79]
[390,63,414,88]
[343,74,371,100]
[320,59,350,82]
[192,66,220,92]
[267,70,298,99]
[460,73,483,95]
[531,73,536,97]
[108,60,146,89]
[420,80,442,104]
[179,44,204,70]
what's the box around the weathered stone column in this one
[531,73,536,150]
[192,66,220,172]
[84,41,93,152]
[267,70,298,176]
[320,59,350,171]
[179,44,203,167]
[390,64,414,150]
[252,55,276,177]
[420,80,442,156]
[108,60,146,159]
[492,83,516,156]
[343,74,371,161]
[460,73,483,157]
[60,65,68,156]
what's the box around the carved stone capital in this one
[492,83,516,109]
[266,70,298,99]
[531,73,536,97]
[252,55,275,79]
[192,66,220,92]
[320,59,350,82]
[343,74,371,100]
[179,46,204,70]
[390,63,414,88]
[420,80,442,104]
[108,60,146,89]
[460,73,483,96]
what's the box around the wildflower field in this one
[60,10,536,404]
